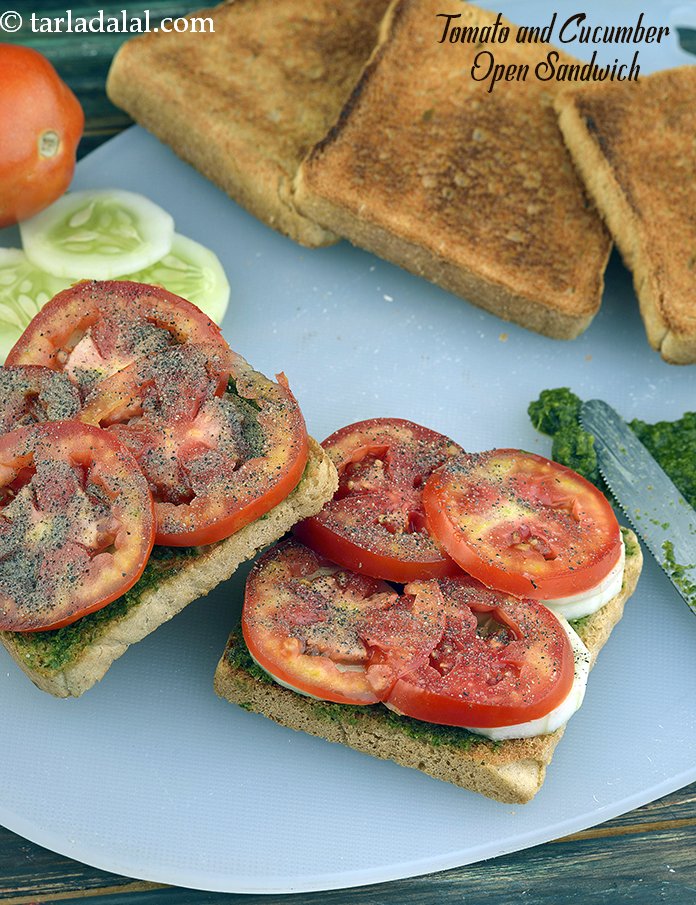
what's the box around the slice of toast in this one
[0,438,337,698]
[294,0,611,339]
[106,0,390,247]
[555,67,696,364]
[215,529,642,804]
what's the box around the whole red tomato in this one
[0,44,84,228]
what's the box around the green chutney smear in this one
[528,388,696,509]
[224,631,497,753]
[3,545,201,673]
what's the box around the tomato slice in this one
[79,342,230,428]
[80,347,309,546]
[242,540,575,726]
[384,576,575,728]
[6,280,228,397]
[0,421,155,631]
[0,365,80,434]
[423,449,622,599]
[242,540,395,704]
[294,418,462,582]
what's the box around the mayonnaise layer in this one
[542,538,625,621]
[464,614,591,741]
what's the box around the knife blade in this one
[580,399,696,616]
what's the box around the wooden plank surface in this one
[2,6,696,903]
[1,783,695,903]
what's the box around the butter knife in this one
[581,399,696,616]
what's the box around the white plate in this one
[1,5,695,892]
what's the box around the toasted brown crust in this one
[0,438,337,698]
[294,0,611,338]
[106,0,390,247]
[215,530,642,803]
[555,66,696,363]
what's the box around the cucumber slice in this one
[20,189,175,280]
[0,249,71,363]
[122,233,231,324]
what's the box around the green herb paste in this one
[631,413,696,510]
[528,388,696,509]
[225,632,496,753]
[4,545,200,672]
[663,540,696,610]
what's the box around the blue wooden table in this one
[2,4,695,902]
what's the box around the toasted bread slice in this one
[555,67,696,364]
[106,0,390,247]
[0,439,337,698]
[294,0,611,339]
[215,529,642,804]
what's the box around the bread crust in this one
[294,0,611,338]
[214,530,642,804]
[1,438,338,698]
[555,66,696,364]
[106,0,390,247]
